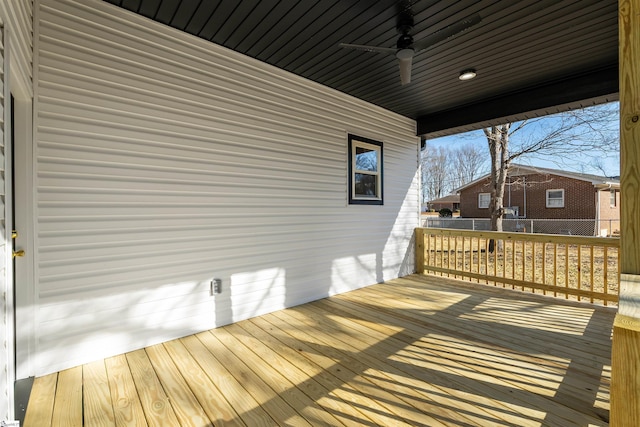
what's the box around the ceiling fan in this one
[339,7,481,85]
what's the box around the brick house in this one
[457,164,620,234]
[425,194,461,212]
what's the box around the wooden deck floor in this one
[23,274,615,426]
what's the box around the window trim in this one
[478,192,490,209]
[610,189,617,207]
[546,188,565,208]
[348,134,383,205]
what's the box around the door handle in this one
[13,250,25,258]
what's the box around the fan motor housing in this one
[396,34,414,49]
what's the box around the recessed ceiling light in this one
[459,69,477,81]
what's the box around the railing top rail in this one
[416,227,620,247]
[423,218,620,222]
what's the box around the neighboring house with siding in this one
[457,164,620,234]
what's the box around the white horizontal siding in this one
[0,22,6,422]
[35,0,419,374]
[0,0,33,419]
[0,0,32,91]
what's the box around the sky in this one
[424,102,620,178]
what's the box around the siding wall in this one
[34,0,419,375]
[0,21,6,423]
[0,0,33,420]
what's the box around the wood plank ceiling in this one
[102,0,619,137]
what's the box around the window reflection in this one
[355,147,377,172]
[355,173,377,196]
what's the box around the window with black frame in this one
[348,134,383,205]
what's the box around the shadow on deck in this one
[24,273,614,426]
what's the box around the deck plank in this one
[270,304,525,426]
[197,330,314,426]
[163,337,246,426]
[304,298,547,426]
[332,286,598,382]
[144,344,211,427]
[179,334,275,426]
[125,349,180,427]
[23,274,614,426]
[339,278,613,422]
[242,317,393,427]
[161,339,246,427]
[213,323,347,426]
[52,366,83,427]
[83,360,116,427]
[255,313,445,426]
[361,277,613,364]
[312,293,607,425]
[23,373,57,427]
[104,355,147,427]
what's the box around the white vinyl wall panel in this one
[35,0,419,374]
[0,0,32,87]
[0,0,33,419]
[0,22,7,422]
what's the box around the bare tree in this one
[507,104,618,163]
[483,125,510,233]
[421,144,450,203]
[482,103,618,236]
[451,143,486,189]
[586,157,617,178]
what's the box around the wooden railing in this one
[415,228,620,305]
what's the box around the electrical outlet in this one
[211,278,222,295]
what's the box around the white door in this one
[9,85,35,381]
[2,21,35,422]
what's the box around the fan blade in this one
[339,43,397,55]
[413,13,482,53]
[398,54,413,85]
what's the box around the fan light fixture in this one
[459,69,477,80]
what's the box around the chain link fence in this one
[422,217,620,237]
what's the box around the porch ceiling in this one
[103,0,619,137]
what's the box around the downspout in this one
[595,188,600,236]
[522,176,527,218]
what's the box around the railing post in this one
[612,0,640,424]
[415,228,425,274]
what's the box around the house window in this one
[610,189,616,207]
[478,193,490,209]
[546,189,564,208]
[348,134,383,205]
